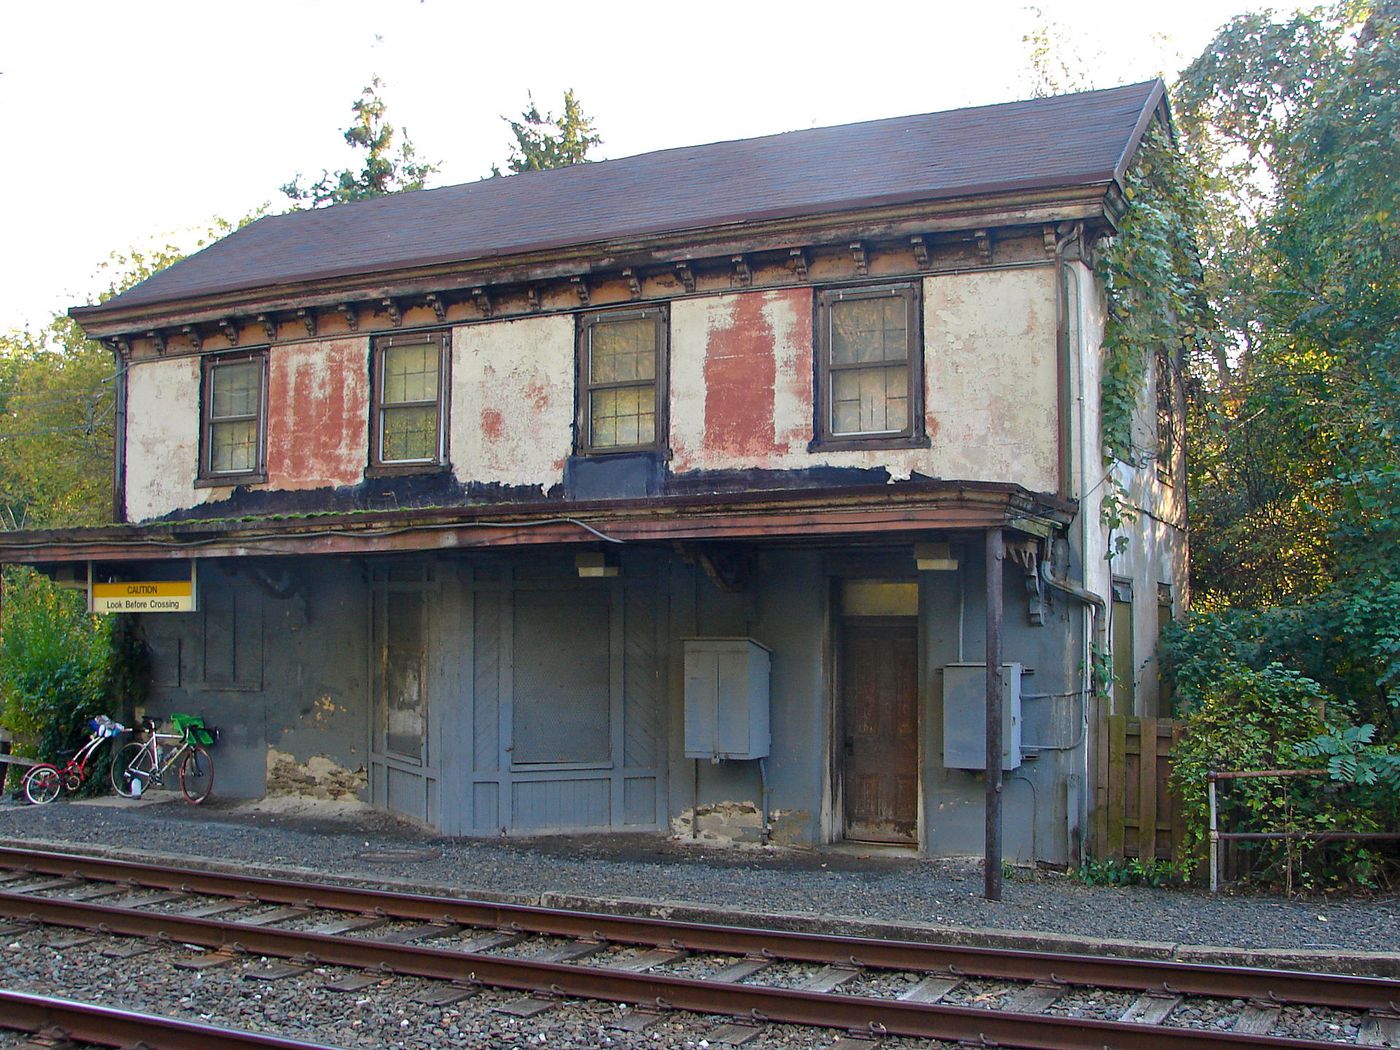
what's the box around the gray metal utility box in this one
[683,638,771,760]
[941,662,1023,770]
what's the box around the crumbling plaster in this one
[670,270,1060,492]
[451,315,574,492]
[265,337,369,490]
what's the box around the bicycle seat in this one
[141,717,159,731]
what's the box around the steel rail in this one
[0,846,1392,1011]
[0,988,343,1050]
[0,890,1364,1049]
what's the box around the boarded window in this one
[578,308,666,452]
[512,590,610,764]
[1156,348,1176,482]
[201,353,267,480]
[376,589,427,761]
[373,332,448,468]
[1112,578,1135,716]
[817,285,921,445]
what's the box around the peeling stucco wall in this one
[923,267,1059,492]
[452,316,574,492]
[671,272,1060,490]
[671,289,813,472]
[265,338,369,490]
[124,355,216,521]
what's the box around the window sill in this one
[194,473,266,489]
[573,445,666,458]
[807,433,931,454]
[364,462,451,479]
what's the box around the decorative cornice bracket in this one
[789,248,809,281]
[849,241,868,277]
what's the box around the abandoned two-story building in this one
[1,80,1185,866]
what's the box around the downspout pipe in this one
[1040,559,1106,652]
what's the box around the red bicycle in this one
[22,716,127,805]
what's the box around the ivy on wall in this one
[1096,121,1209,468]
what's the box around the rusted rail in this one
[0,846,1395,1049]
[0,988,343,1050]
[0,846,1390,1009]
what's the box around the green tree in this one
[1160,2,1399,885]
[1174,2,1398,609]
[490,89,602,176]
[0,218,255,530]
[283,77,438,207]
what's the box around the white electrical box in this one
[684,638,771,760]
[942,662,1023,770]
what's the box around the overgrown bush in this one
[1167,653,1398,888]
[0,568,115,792]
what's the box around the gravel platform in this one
[0,794,1395,977]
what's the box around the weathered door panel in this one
[368,577,439,827]
[512,591,611,764]
[842,623,918,843]
[462,561,665,835]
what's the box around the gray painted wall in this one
[135,542,1087,864]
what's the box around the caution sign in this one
[91,580,195,614]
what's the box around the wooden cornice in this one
[70,184,1117,341]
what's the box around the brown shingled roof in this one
[82,81,1164,316]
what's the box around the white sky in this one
[1,0,1242,334]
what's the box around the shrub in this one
[0,568,114,790]
[1170,659,1396,887]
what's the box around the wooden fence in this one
[1094,714,1187,861]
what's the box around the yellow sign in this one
[91,580,195,614]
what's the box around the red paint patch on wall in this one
[703,293,780,458]
[265,340,369,490]
[481,408,504,441]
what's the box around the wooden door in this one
[842,622,918,843]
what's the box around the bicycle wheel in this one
[23,764,62,805]
[178,744,213,804]
[110,741,154,798]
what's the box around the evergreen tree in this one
[283,77,438,208]
[491,89,602,176]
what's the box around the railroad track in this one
[0,846,1395,1049]
[0,989,342,1050]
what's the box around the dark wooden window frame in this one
[575,305,669,456]
[196,349,268,487]
[811,283,929,452]
[368,329,452,477]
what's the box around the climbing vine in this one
[1095,121,1210,472]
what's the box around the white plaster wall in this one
[451,315,574,492]
[923,267,1059,492]
[671,272,1059,490]
[124,355,218,521]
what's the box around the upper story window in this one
[200,350,267,484]
[577,306,667,454]
[372,331,450,472]
[1155,347,1177,484]
[815,284,925,449]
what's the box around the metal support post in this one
[985,528,1005,901]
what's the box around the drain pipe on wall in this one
[1053,222,1109,863]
